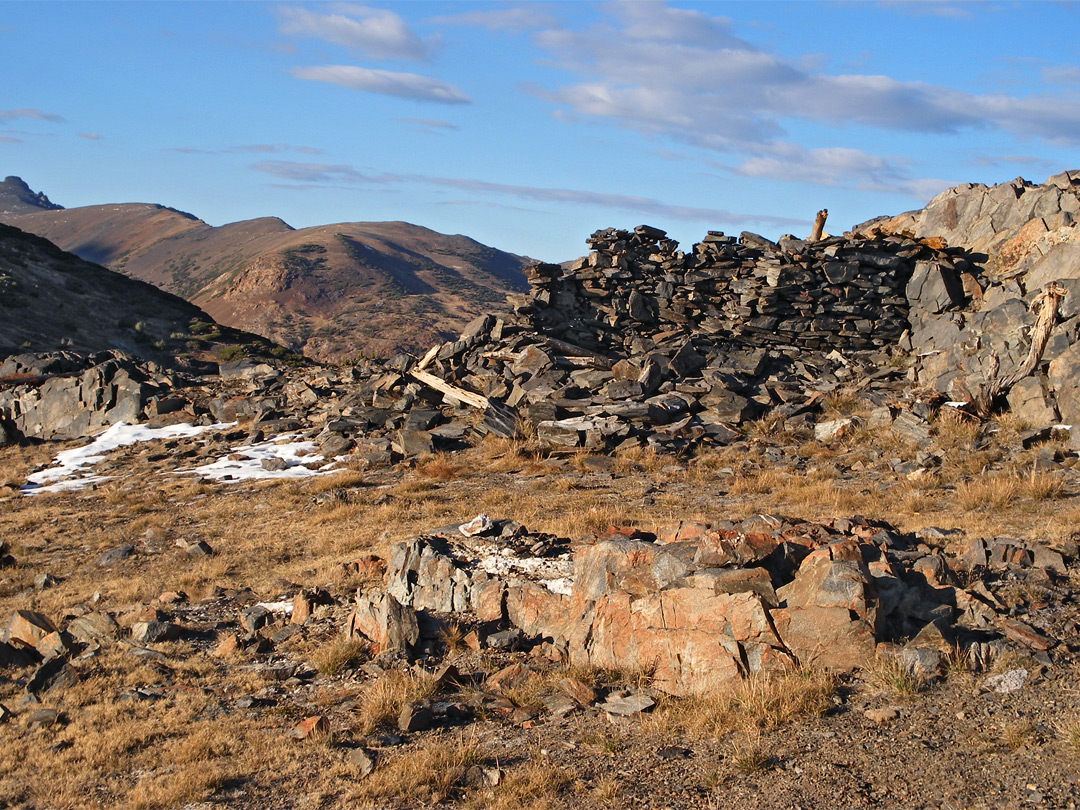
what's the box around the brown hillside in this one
[0,222,289,368]
[5,195,531,362]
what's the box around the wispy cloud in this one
[251,159,399,185]
[77,132,102,140]
[277,5,435,60]
[420,175,808,227]
[529,0,1080,195]
[228,143,322,155]
[252,158,807,228]
[0,108,64,124]
[292,65,470,104]
[878,1,975,20]
[169,143,322,155]
[429,7,557,32]
[0,135,22,143]
[397,117,460,133]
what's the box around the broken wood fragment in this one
[408,368,488,410]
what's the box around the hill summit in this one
[0,179,532,362]
[0,176,64,216]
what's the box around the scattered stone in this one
[26,657,77,694]
[184,540,214,558]
[865,707,899,725]
[1001,619,1056,651]
[97,544,134,566]
[212,634,240,657]
[4,610,58,648]
[66,611,119,645]
[657,746,693,760]
[346,747,376,776]
[130,620,180,644]
[0,641,36,669]
[559,677,597,707]
[241,605,272,634]
[290,715,330,740]
[459,513,493,537]
[398,701,434,733]
[33,573,59,590]
[34,631,71,660]
[465,765,501,788]
[984,669,1029,694]
[24,707,65,730]
[601,692,655,717]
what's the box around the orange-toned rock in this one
[212,633,240,657]
[505,581,563,638]
[291,715,330,740]
[4,610,58,648]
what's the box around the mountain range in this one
[0,176,531,362]
[0,221,285,367]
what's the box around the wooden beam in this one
[810,209,828,242]
[409,368,489,410]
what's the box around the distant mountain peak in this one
[0,176,64,215]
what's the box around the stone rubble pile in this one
[343,514,1064,696]
[0,350,182,443]
[385,224,975,455]
[6,170,1080,464]
[865,171,1080,440]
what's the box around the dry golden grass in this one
[999,721,1037,752]
[861,654,930,697]
[310,636,368,676]
[468,756,578,810]
[351,732,486,807]
[4,413,1080,809]
[1056,716,1080,756]
[729,730,773,773]
[821,390,872,419]
[351,667,440,736]
[414,452,470,481]
[649,667,836,740]
[956,470,1067,513]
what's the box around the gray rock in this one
[96,544,134,567]
[602,692,655,716]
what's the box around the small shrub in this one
[217,344,244,363]
[310,637,366,676]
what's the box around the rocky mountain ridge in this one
[0,177,531,361]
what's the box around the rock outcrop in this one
[865,171,1080,438]
[345,515,1013,696]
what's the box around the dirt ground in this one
[1,418,1079,810]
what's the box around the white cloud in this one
[417,175,808,228]
[77,132,102,140]
[0,108,64,124]
[429,7,557,32]
[277,4,434,60]
[529,0,1080,195]
[228,143,322,155]
[292,65,470,104]
[397,117,460,132]
[251,160,399,185]
[250,158,807,228]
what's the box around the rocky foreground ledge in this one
[346,513,1066,696]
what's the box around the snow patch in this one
[23,421,232,495]
[477,548,575,595]
[178,434,338,482]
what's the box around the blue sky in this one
[3,1,1080,261]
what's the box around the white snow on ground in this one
[477,548,575,595]
[23,421,232,495]
[178,434,338,482]
[255,599,294,615]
